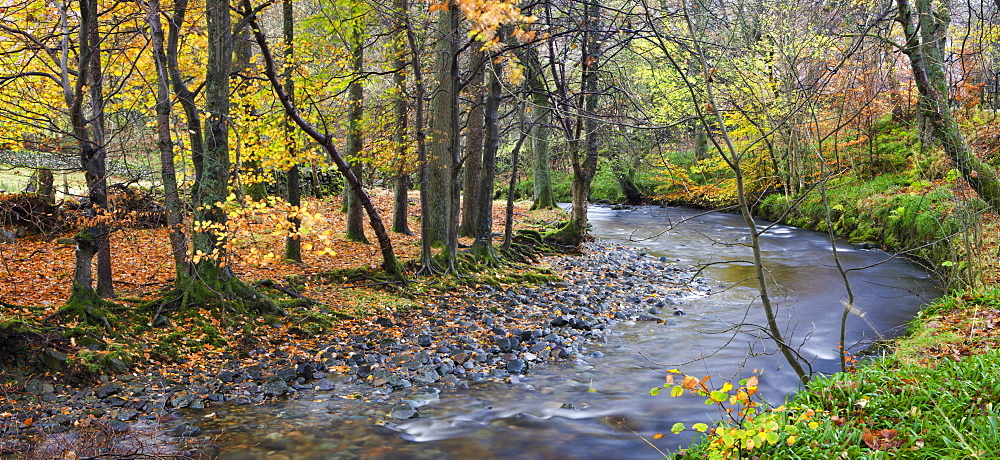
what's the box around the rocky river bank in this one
[2,242,710,457]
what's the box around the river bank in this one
[666,176,1000,457]
[2,241,710,458]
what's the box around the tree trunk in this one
[86,0,112,298]
[425,6,459,263]
[283,0,302,262]
[897,0,1000,210]
[530,108,557,210]
[471,54,502,260]
[459,49,486,238]
[549,0,601,246]
[345,26,368,244]
[68,0,114,302]
[166,0,205,199]
[37,168,55,205]
[146,0,188,279]
[526,50,557,210]
[391,0,412,236]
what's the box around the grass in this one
[670,343,1000,459]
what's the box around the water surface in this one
[200,206,940,459]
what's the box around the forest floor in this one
[0,191,573,455]
[0,191,710,459]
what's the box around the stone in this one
[105,358,130,374]
[25,379,44,395]
[275,367,298,382]
[412,367,440,385]
[41,349,67,370]
[0,228,15,244]
[262,378,289,396]
[550,315,571,327]
[315,378,335,391]
[170,393,197,408]
[171,423,202,437]
[217,370,236,383]
[417,334,433,347]
[95,383,122,399]
[390,404,417,420]
[506,359,527,375]
[372,369,407,388]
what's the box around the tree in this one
[241,0,401,276]
[545,0,603,246]
[423,1,461,270]
[343,15,369,244]
[144,0,188,280]
[896,0,1000,210]
[390,0,414,236]
[459,48,486,238]
[525,47,557,210]
[470,47,504,261]
[283,0,303,261]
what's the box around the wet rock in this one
[390,404,418,420]
[170,393,197,408]
[550,315,571,327]
[417,334,433,347]
[275,367,298,382]
[315,378,335,391]
[494,336,519,352]
[404,388,440,407]
[413,367,440,385]
[374,317,395,327]
[262,377,289,396]
[372,369,407,388]
[217,370,236,383]
[95,383,122,399]
[105,358,130,374]
[42,349,67,371]
[25,379,44,395]
[296,362,317,379]
[171,423,202,437]
[506,359,527,375]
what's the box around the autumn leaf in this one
[861,428,905,450]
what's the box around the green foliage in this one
[758,172,983,287]
[653,371,825,459]
[859,121,918,178]
[667,345,1000,458]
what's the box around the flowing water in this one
[197,206,941,459]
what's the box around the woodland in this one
[3,0,1000,456]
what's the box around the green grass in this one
[672,348,1000,459]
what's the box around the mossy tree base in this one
[542,219,586,248]
[150,262,284,326]
[62,281,117,329]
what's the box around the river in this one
[198,206,941,459]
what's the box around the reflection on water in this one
[196,206,940,459]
